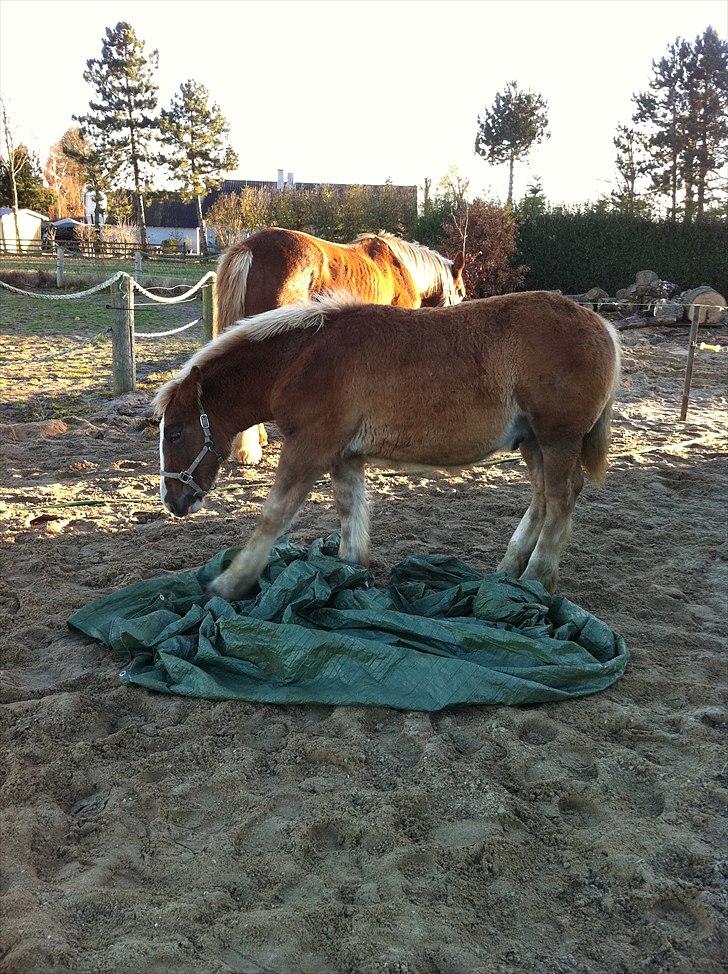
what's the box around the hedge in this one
[516,212,728,297]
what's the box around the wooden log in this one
[110,275,136,394]
[134,250,142,283]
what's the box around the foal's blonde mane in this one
[152,291,360,417]
[357,232,455,304]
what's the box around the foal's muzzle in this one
[163,488,203,518]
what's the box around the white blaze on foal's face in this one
[158,412,203,516]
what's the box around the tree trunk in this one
[10,170,21,253]
[196,194,208,257]
[137,190,148,249]
[507,154,515,206]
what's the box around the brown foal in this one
[156,291,620,599]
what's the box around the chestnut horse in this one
[156,291,620,600]
[216,227,466,464]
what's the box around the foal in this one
[156,292,620,599]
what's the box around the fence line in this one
[1,269,218,394]
[2,272,723,418]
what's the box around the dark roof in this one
[144,179,417,228]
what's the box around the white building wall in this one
[0,211,44,252]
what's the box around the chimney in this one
[277,168,284,191]
[287,171,295,190]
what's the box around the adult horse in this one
[156,291,620,599]
[216,227,466,464]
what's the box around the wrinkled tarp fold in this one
[68,535,629,711]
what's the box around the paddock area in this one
[1,292,726,974]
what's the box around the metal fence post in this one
[679,304,701,421]
[134,250,142,283]
[202,272,218,343]
[56,246,65,288]
[110,275,136,394]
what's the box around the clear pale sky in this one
[1,0,726,205]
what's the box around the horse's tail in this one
[216,244,253,332]
[581,318,622,483]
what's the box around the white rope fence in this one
[0,271,126,300]
[1,269,218,394]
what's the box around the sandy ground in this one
[1,305,727,974]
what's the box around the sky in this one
[1,0,726,206]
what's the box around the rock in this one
[584,287,609,302]
[681,285,727,325]
[616,284,638,301]
[635,269,660,287]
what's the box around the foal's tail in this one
[216,244,253,332]
[581,319,622,483]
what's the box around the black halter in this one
[160,403,225,497]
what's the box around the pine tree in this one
[633,39,688,221]
[519,177,547,218]
[686,27,728,219]
[633,28,727,222]
[74,22,159,247]
[475,82,550,205]
[159,80,238,256]
[609,125,652,217]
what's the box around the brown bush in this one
[0,269,58,290]
[439,201,527,298]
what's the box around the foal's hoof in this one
[207,570,256,602]
[520,566,559,594]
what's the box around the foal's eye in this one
[169,431,182,443]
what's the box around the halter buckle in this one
[200,413,210,431]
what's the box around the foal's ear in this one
[175,365,203,406]
[452,252,465,277]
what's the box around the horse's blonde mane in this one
[152,291,361,417]
[357,232,454,304]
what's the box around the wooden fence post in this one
[679,304,701,421]
[202,272,218,343]
[56,246,65,288]
[110,275,136,394]
[134,250,142,283]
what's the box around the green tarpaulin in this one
[68,535,629,711]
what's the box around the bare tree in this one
[1,100,24,250]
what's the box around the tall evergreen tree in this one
[75,22,159,246]
[633,39,688,222]
[475,81,550,205]
[159,80,238,256]
[686,27,728,219]
[609,125,652,217]
[633,27,727,222]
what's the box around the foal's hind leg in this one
[210,444,327,600]
[234,426,264,465]
[331,458,370,565]
[497,436,545,578]
[520,440,584,593]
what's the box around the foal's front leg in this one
[210,445,326,600]
[331,458,370,565]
